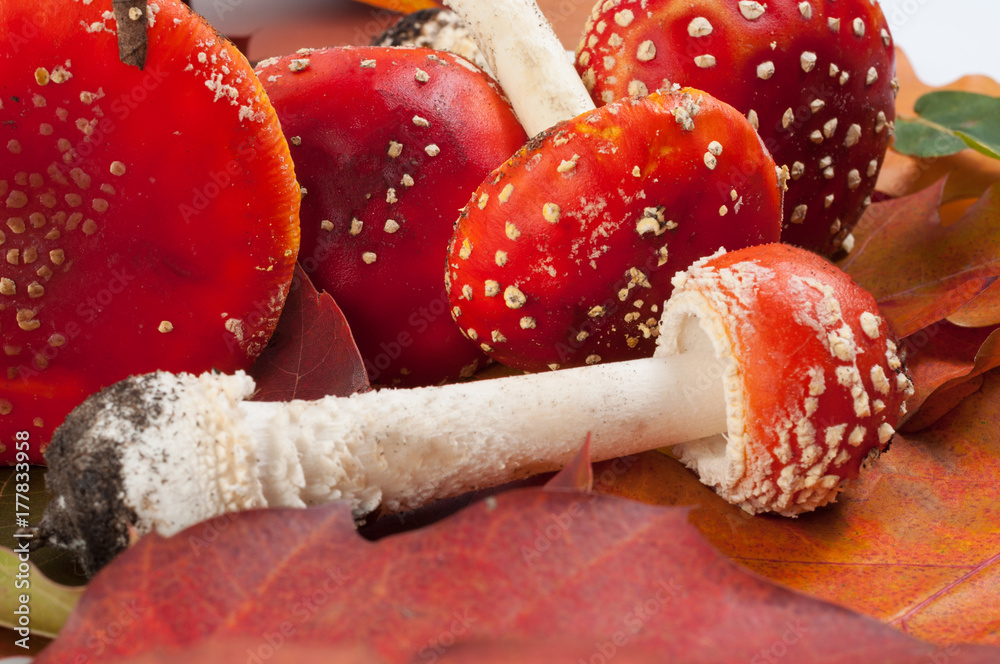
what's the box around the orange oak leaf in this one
[839,179,1000,338]
[942,185,1000,328]
[351,0,441,13]
[900,324,1000,431]
[249,264,370,402]
[595,369,1000,646]
[33,481,1000,663]
[949,279,1000,328]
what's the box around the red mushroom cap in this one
[659,243,914,515]
[256,47,527,387]
[576,0,896,256]
[0,0,300,463]
[447,87,783,373]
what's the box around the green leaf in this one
[0,467,90,586]
[893,91,1000,160]
[0,548,84,638]
[0,466,87,640]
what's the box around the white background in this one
[191,0,1000,85]
[877,0,1000,84]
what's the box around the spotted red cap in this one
[659,243,914,515]
[446,88,783,373]
[576,0,896,256]
[0,0,300,463]
[257,47,527,387]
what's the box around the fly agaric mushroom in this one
[447,88,783,372]
[0,0,300,462]
[36,243,912,574]
[441,0,783,371]
[575,0,897,256]
[255,47,526,386]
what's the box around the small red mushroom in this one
[575,0,897,256]
[447,88,784,372]
[661,244,913,514]
[35,242,913,572]
[0,0,300,463]
[441,0,783,372]
[256,47,527,386]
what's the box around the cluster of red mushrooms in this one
[0,0,914,574]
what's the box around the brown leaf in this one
[112,0,149,69]
[900,324,1000,430]
[948,279,1000,327]
[249,265,370,401]
[900,375,985,434]
[35,483,1000,663]
[840,179,1000,337]
[543,435,593,492]
[900,323,998,413]
[595,370,1000,646]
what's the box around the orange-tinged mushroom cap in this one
[659,243,914,515]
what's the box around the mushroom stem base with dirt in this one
[35,316,724,575]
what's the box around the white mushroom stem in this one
[445,0,595,135]
[245,320,723,517]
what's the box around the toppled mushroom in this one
[0,0,300,462]
[442,0,784,371]
[373,8,490,74]
[575,0,897,255]
[36,243,912,574]
[255,47,526,386]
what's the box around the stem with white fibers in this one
[445,0,595,135]
[244,322,724,516]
